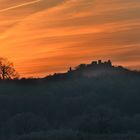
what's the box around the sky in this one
[0,0,140,77]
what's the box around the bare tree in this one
[0,58,19,80]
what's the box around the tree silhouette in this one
[0,57,19,79]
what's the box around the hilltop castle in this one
[90,60,112,67]
[68,60,113,72]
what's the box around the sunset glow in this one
[0,0,140,77]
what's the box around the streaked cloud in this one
[0,0,41,13]
[0,0,139,77]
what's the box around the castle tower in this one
[108,60,112,66]
[92,61,97,65]
[98,60,102,64]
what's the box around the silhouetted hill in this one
[42,60,139,81]
[0,60,140,140]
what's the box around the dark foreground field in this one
[7,133,140,140]
[0,62,140,140]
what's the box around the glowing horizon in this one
[0,0,140,77]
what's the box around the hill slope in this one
[0,60,140,140]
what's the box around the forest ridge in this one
[0,59,140,140]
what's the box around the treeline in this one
[0,63,140,140]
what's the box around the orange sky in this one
[0,0,140,77]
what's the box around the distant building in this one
[97,60,112,67]
[92,61,97,65]
[68,60,113,72]
[98,60,102,64]
[107,60,112,66]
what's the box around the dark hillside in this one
[0,60,140,140]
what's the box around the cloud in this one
[0,0,140,77]
[0,0,41,13]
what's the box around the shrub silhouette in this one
[0,58,19,79]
